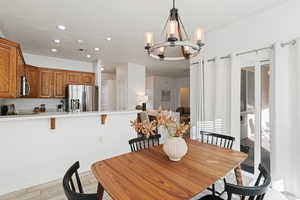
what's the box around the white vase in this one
[163,136,188,161]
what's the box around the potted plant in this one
[131,110,190,161]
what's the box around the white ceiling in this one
[0,0,287,77]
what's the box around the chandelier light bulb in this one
[184,46,190,54]
[195,28,204,44]
[158,47,165,55]
[144,32,154,48]
[167,20,178,41]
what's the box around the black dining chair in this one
[63,161,98,200]
[200,131,235,197]
[128,134,161,152]
[199,164,271,200]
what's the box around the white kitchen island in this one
[0,110,139,195]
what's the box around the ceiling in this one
[0,0,287,77]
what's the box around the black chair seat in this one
[199,194,224,200]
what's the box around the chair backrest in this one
[63,161,97,200]
[200,131,235,149]
[225,164,271,200]
[128,134,161,152]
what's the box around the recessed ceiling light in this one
[86,54,91,58]
[51,48,57,52]
[94,47,100,51]
[57,25,66,30]
[106,37,112,41]
[101,67,104,71]
[77,39,84,43]
[53,39,60,44]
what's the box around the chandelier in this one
[144,0,204,61]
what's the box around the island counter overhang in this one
[0,110,140,196]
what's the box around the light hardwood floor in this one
[0,171,112,200]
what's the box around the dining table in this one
[91,139,247,200]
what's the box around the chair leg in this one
[212,184,216,197]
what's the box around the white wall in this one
[24,53,94,72]
[0,29,5,38]
[201,0,300,59]
[127,63,146,110]
[0,112,137,195]
[191,0,300,195]
[146,76,189,111]
[102,72,116,80]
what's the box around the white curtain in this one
[191,57,233,143]
[272,39,300,196]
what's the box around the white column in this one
[116,63,146,110]
[93,59,102,111]
[127,63,146,110]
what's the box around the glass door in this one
[240,62,271,174]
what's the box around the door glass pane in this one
[240,67,255,174]
[261,65,270,171]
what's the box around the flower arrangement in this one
[131,109,189,138]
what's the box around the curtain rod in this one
[236,45,273,56]
[191,45,273,65]
[280,40,296,47]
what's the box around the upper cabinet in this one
[67,71,81,84]
[81,73,95,85]
[0,37,96,98]
[53,70,67,98]
[39,69,54,98]
[0,38,22,98]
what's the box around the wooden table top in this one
[91,139,247,200]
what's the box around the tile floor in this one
[0,170,296,200]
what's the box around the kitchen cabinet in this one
[67,71,81,84]
[0,38,17,98]
[53,70,67,97]
[0,37,96,98]
[81,73,95,85]
[39,69,54,98]
[25,65,40,98]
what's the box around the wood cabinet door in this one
[67,71,81,84]
[53,70,66,98]
[39,69,53,98]
[81,73,95,85]
[0,42,17,98]
[25,65,40,98]
[16,49,25,97]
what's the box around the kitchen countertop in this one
[0,110,140,122]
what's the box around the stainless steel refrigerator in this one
[67,85,99,112]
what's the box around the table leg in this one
[97,182,104,200]
[234,165,243,185]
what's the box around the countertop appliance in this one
[67,85,99,112]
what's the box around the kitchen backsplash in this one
[0,98,64,113]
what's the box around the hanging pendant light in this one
[144,0,204,61]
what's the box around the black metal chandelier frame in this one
[145,0,204,61]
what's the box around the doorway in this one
[240,64,270,174]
